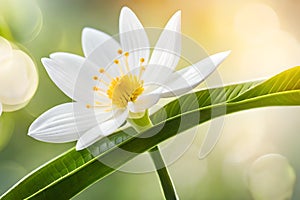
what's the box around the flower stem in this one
[128,110,179,200]
[149,146,179,200]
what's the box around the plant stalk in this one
[128,111,179,200]
[149,146,179,200]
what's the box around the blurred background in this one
[0,0,300,199]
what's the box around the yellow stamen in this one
[124,52,130,72]
[93,86,99,91]
[104,108,112,112]
[99,79,109,86]
[86,50,146,110]
[107,75,144,108]
[99,68,105,73]
[117,62,124,76]
[99,68,113,80]
[94,101,110,107]
[139,66,146,79]
[86,103,111,109]
[97,91,107,96]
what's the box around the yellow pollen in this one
[118,49,123,54]
[93,86,99,91]
[99,68,105,73]
[114,59,119,64]
[93,76,98,80]
[106,75,144,108]
[140,58,145,63]
[124,52,129,57]
[86,104,91,109]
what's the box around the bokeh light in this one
[0,36,38,112]
[0,0,43,43]
[247,154,296,200]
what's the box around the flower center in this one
[107,74,144,108]
[86,50,146,110]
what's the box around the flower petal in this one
[43,52,108,104]
[42,53,85,100]
[76,109,128,150]
[119,7,150,70]
[82,27,113,57]
[86,34,122,78]
[28,102,112,143]
[149,11,181,70]
[128,92,161,113]
[160,51,231,98]
[135,64,174,94]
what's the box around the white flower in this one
[0,36,38,115]
[28,7,230,150]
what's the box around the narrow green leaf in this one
[1,66,299,200]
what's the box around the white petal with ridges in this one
[28,102,112,143]
[82,28,113,57]
[42,53,85,100]
[160,51,231,97]
[128,92,161,113]
[140,64,174,93]
[43,53,108,104]
[86,35,122,78]
[119,7,150,70]
[149,11,181,70]
[76,109,128,150]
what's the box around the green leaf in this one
[1,66,300,200]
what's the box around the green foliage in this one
[1,66,299,200]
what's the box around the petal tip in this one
[75,141,85,151]
[41,57,53,69]
[28,124,37,137]
[174,10,182,17]
[41,57,49,64]
[49,52,60,59]
[223,50,231,56]
[27,129,38,138]
[27,131,33,137]
[81,27,97,39]
[219,50,231,60]
[82,27,92,33]
[165,10,181,32]
[211,50,231,66]
[120,6,133,14]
